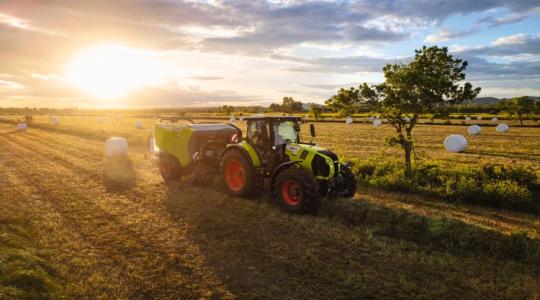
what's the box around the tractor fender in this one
[270,161,301,188]
[222,144,256,167]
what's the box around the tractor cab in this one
[244,116,304,155]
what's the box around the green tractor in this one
[150,116,356,213]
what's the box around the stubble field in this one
[1,115,539,299]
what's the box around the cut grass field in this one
[0,117,539,298]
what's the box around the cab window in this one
[247,120,269,148]
[274,121,298,145]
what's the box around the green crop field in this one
[1,115,539,298]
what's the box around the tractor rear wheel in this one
[274,167,320,214]
[220,149,255,197]
[159,151,182,182]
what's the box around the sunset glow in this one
[66,44,164,99]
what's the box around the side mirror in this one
[309,124,316,137]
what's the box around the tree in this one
[359,46,481,176]
[268,103,282,112]
[282,96,304,114]
[498,96,536,126]
[325,87,359,116]
[309,104,324,121]
[220,105,234,115]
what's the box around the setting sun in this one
[66,44,163,99]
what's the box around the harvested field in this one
[0,118,539,298]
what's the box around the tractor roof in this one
[243,116,302,121]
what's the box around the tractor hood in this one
[285,143,340,179]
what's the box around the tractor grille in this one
[318,150,339,176]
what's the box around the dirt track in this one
[1,124,539,299]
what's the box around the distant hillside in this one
[471,96,540,105]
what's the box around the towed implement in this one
[149,116,356,213]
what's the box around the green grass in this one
[0,218,63,299]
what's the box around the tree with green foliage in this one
[220,105,234,115]
[309,104,324,121]
[282,96,304,114]
[359,46,481,176]
[498,96,536,126]
[325,87,359,116]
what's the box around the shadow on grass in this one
[103,156,136,192]
[320,197,540,263]
[162,183,540,298]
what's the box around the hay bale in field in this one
[468,125,481,135]
[230,115,236,123]
[135,121,143,129]
[444,134,468,153]
[345,116,353,124]
[105,137,128,157]
[49,116,60,125]
[491,117,498,122]
[16,122,27,131]
[477,116,482,120]
[465,117,471,121]
[373,119,382,127]
[496,123,509,133]
[403,116,410,123]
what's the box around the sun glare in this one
[66,44,163,99]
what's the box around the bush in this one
[351,160,539,213]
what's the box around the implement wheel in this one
[159,152,182,182]
[274,167,320,214]
[220,150,255,197]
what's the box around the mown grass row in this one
[0,218,64,299]
[321,198,540,264]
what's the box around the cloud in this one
[425,28,478,43]
[455,34,540,57]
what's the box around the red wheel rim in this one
[161,160,170,177]
[225,159,245,191]
[281,180,302,206]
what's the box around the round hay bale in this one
[345,116,353,124]
[477,116,482,120]
[230,115,236,123]
[465,117,471,121]
[17,122,27,131]
[444,134,468,153]
[467,125,481,135]
[135,121,143,129]
[491,117,498,122]
[105,137,128,157]
[373,119,382,127]
[49,116,60,125]
[496,123,509,133]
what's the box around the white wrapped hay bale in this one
[373,119,382,127]
[230,115,236,123]
[49,116,60,125]
[465,117,471,121]
[403,116,411,123]
[444,134,468,153]
[468,125,481,135]
[135,121,143,129]
[17,122,27,131]
[491,117,498,122]
[105,137,128,157]
[496,123,509,133]
[345,116,353,124]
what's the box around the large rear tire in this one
[159,151,182,182]
[220,149,255,197]
[274,167,320,214]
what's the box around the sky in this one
[0,0,539,108]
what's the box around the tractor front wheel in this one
[220,149,255,197]
[159,152,182,182]
[274,167,320,214]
